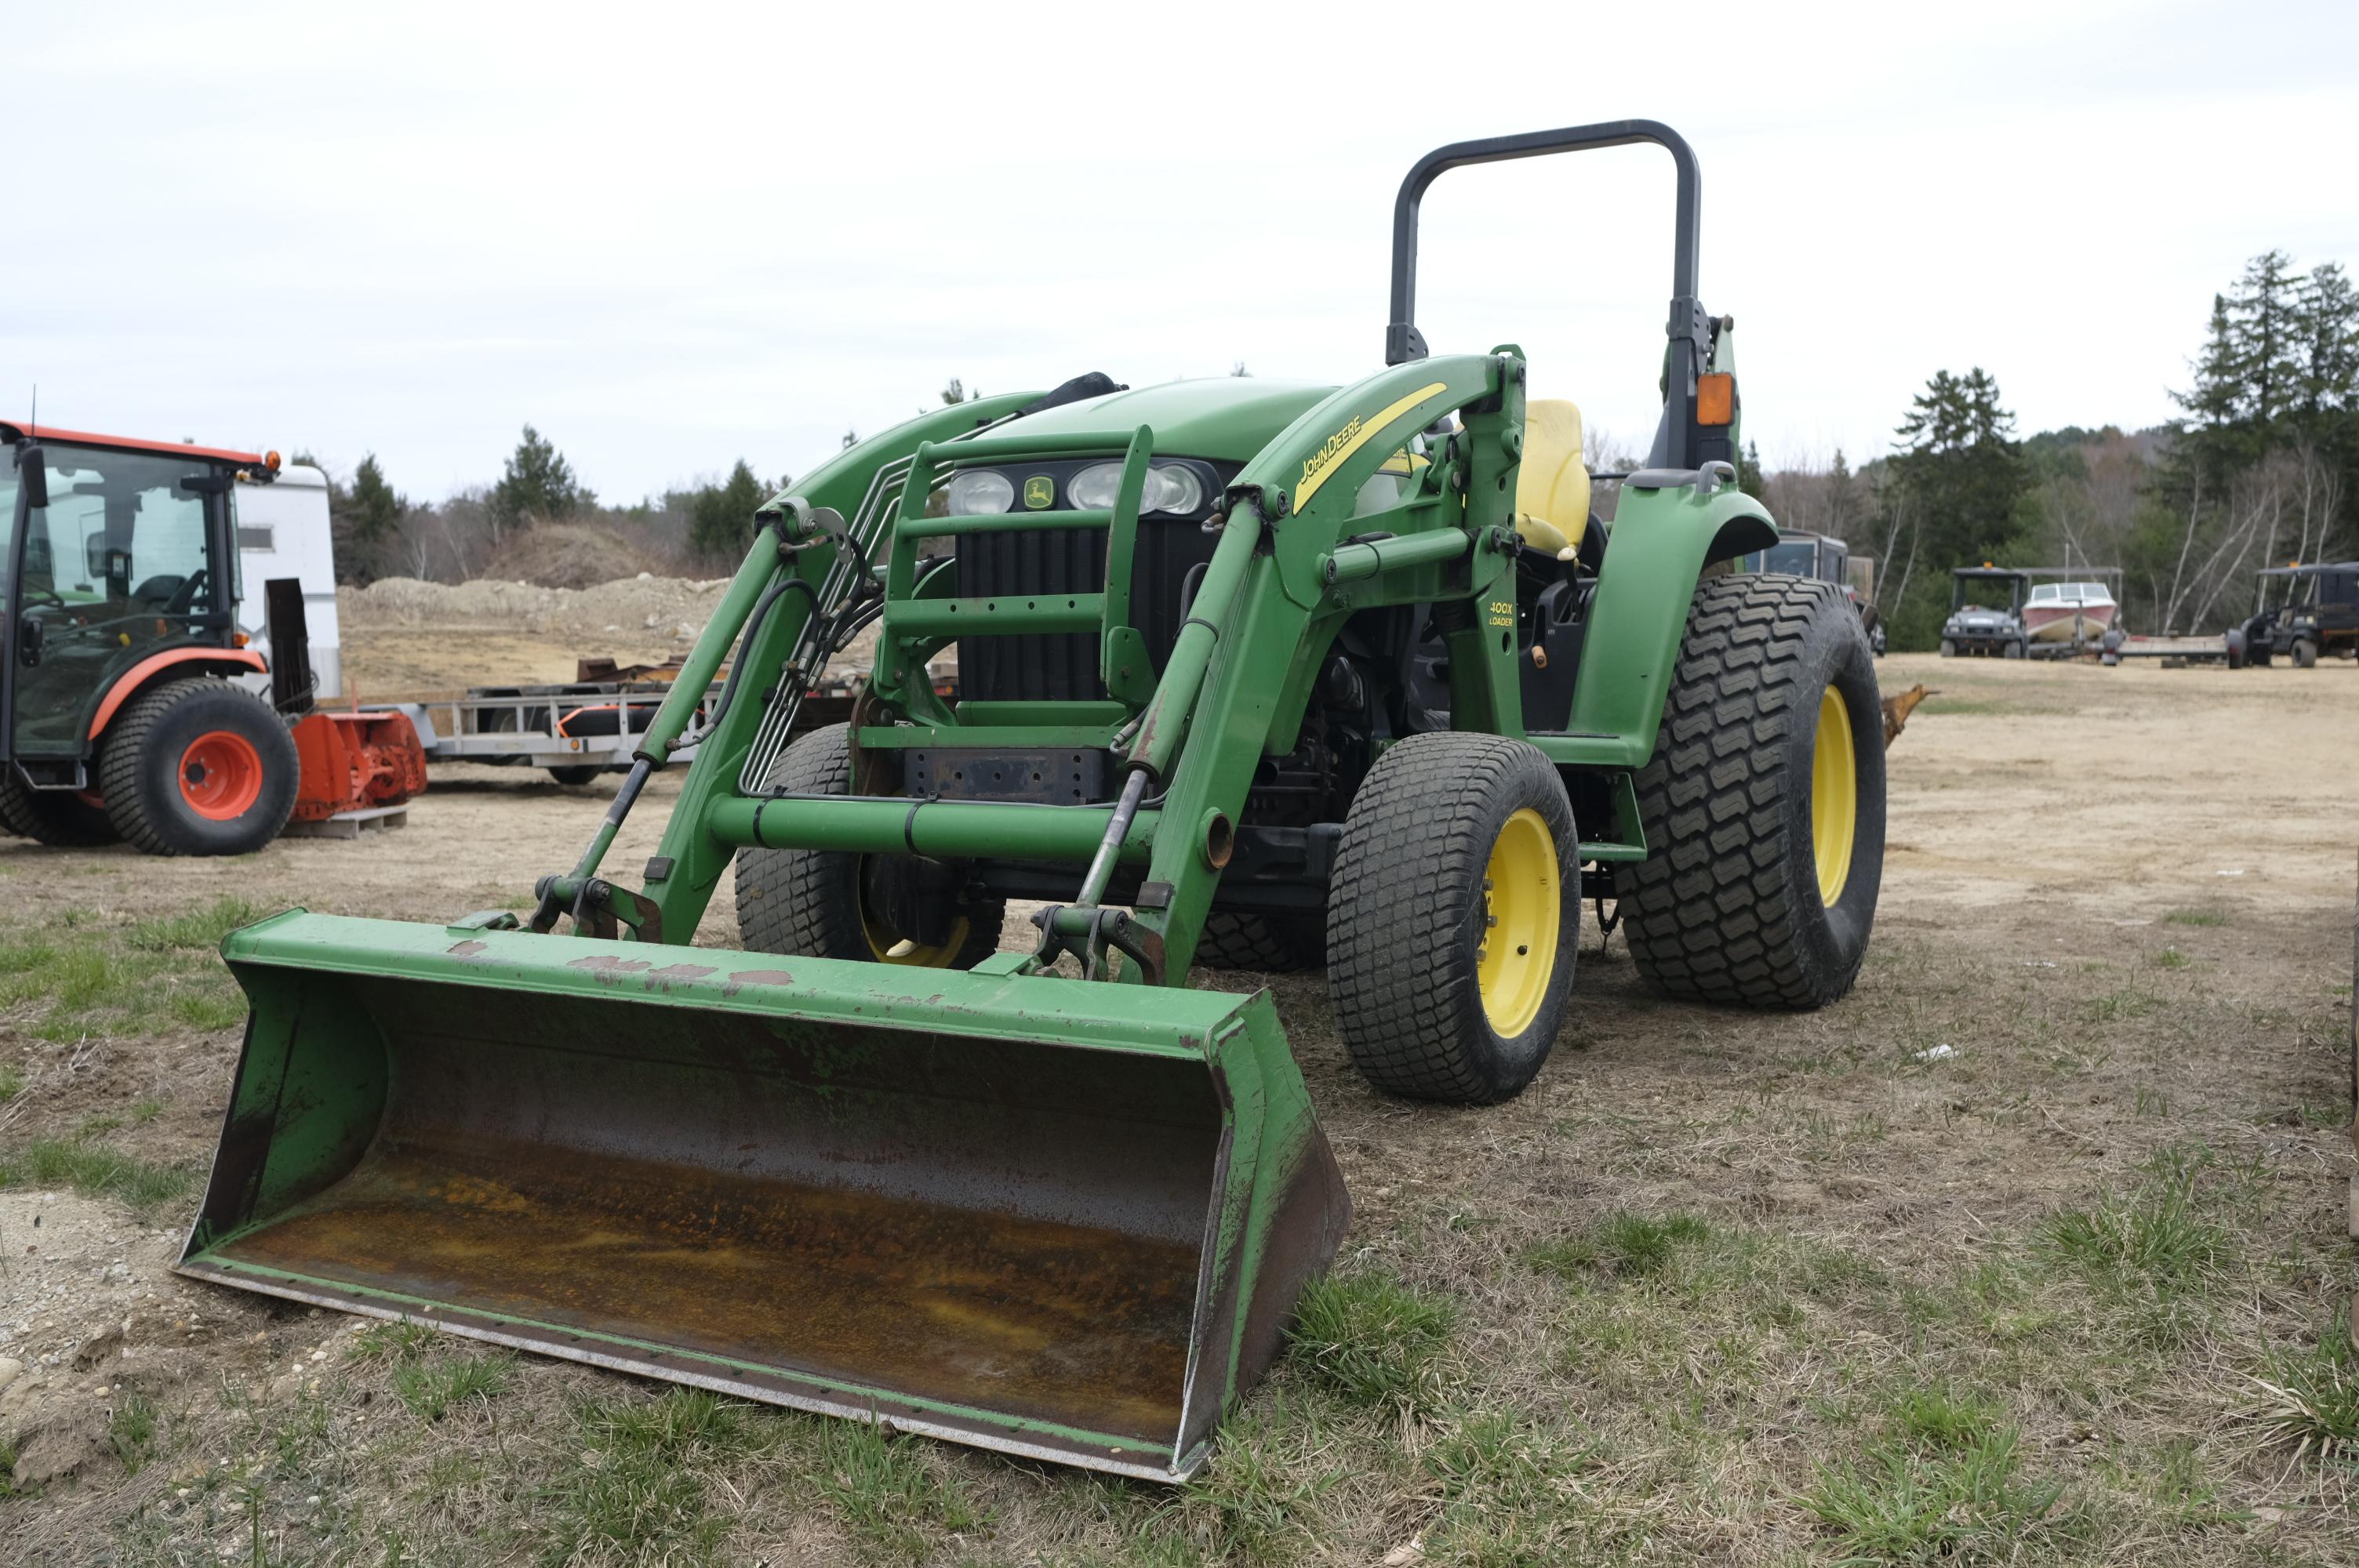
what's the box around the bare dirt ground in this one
[0,652,2353,1566]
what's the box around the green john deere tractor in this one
[178,121,1885,1482]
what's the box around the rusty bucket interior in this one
[178,913,1348,1480]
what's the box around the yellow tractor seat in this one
[1513,399,1591,559]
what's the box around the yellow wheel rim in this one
[1478,808,1560,1036]
[1811,687,1858,907]
[857,865,971,967]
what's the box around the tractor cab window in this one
[8,443,227,757]
[1758,540,1818,576]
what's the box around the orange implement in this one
[289,711,428,822]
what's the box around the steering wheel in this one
[162,568,210,617]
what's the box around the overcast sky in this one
[5,1,2354,504]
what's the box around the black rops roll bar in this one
[1386,120,1712,469]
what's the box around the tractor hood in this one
[1003,378,1337,463]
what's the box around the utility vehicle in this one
[2237,561,2358,667]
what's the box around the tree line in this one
[310,425,785,586]
[1766,251,2356,646]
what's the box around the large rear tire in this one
[1327,733,1578,1104]
[735,723,1004,968]
[100,679,296,856]
[1195,909,1327,974]
[0,769,117,847]
[1620,575,1885,1009]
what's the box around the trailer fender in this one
[1557,481,1776,769]
[89,648,269,739]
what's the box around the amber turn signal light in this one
[1696,373,1734,426]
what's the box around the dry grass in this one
[0,662,2352,1564]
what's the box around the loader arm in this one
[632,390,1049,941]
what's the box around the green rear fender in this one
[1560,482,1776,767]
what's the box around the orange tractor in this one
[2,421,424,854]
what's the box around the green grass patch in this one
[2162,909,2227,927]
[107,1392,162,1475]
[2151,947,2189,970]
[1164,1398,1344,1566]
[0,1062,21,1102]
[1286,1270,1455,1414]
[391,1352,514,1421]
[1804,1396,2066,1564]
[540,1390,794,1566]
[2248,1311,2359,1463]
[1527,1211,1713,1283]
[2037,1147,2230,1296]
[0,909,249,1040]
[1420,1409,1611,1564]
[809,1417,986,1562]
[125,896,266,951]
[0,1138,196,1213]
[347,1319,439,1367]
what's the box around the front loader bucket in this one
[177,913,1349,1481]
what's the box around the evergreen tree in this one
[343,454,406,549]
[1825,448,1859,539]
[687,459,772,562]
[1892,368,2026,564]
[2228,249,2302,429]
[1738,440,1765,497]
[489,425,592,532]
[2295,262,2358,424]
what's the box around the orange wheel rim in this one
[179,730,264,821]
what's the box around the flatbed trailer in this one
[373,680,860,782]
[2109,633,2230,664]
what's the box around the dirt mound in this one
[477,522,667,590]
[340,573,732,644]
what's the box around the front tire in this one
[1327,733,1577,1104]
[735,724,1004,968]
[1621,575,1885,1009]
[1939,639,1956,658]
[2003,639,2025,659]
[547,764,600,786]
[100,679,296,856]
[2292,638,2319,669]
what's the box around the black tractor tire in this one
[2003,639,2026,659]
[1620,575,1885,1010]
[2292,638,2319,670]
[1326,732,1578,1105]
[735,723,1003,968]
[100,678,297,856]
[547,764,600,786]
[1195,910,1328,973]
[1939,639,1957,658]
[2250,644,2274,668]
[0,768,118,847]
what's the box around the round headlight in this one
[1070,461,1205,514]
[944,469,1015,515]
[1143,463,1203,515]
[1068,462,1124,512]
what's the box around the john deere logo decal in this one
[1023,475,1054,510]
